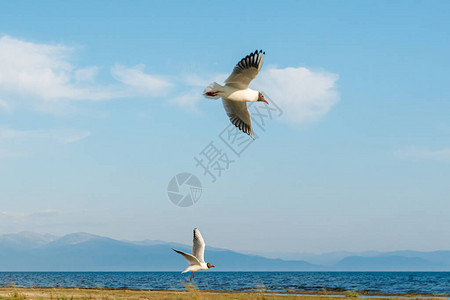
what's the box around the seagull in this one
[172,228,215,281]
[203,50,268,139]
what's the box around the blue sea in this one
[0,272,449,295]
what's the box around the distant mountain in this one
[381,250,450,265]
[0,232,319,271]
[0,231,57,249]
[253,250,382,265]
[250,249,450,271]
[0,232,448,271]
[44,232,117,248]
[333,255,449,271]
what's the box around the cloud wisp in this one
[0,98,12,113]
[111,64,172,96]
[0,209,100,233]
[394,147,450,162]
[0,128,91,143]
[0,127,90,159]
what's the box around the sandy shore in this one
[0,287,448,300]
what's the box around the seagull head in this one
[257,92,268,104]
[207,262,215,268]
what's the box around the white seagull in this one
[203,50,268,139]
[172,228,215,281]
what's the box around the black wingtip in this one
[172,248,182,254]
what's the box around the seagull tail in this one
[203,82,223,99]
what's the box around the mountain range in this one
[0,232,448,271]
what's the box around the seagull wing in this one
[192,228,206,263]
[222,99,254,138]
[225,50,265,89]
[172,248,201,265]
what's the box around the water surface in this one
[0,272,448,295]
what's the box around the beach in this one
[0,287,448,300]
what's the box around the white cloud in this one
[74,66,99,82]
[176,67,340,123]
[0,98,12,113]
[0,35,174,113]
[0,35,339,124]
[0,149,19,159]
[0,127,90,158]
[0,128,27,139]
[182,73,227,88]
[0,211,26,218]
[111,64,172,95]
[167,73,227,112]
[61,130,91,144]
[0,128,90,143]
[0,209,98,232]
[0,35,97,101]
[29,209,63,217]
[169,89,202,113]
[394,147,450,162]
[0,209,62,219]
[253,67,339,124]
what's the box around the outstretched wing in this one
[192,228,206,263]
[225,50,265,89]
[222,99,254,138]
[172,248,201,266]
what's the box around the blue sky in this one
[0,1,449,255]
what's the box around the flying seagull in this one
[203,50,268,139]
[172,228,215,281]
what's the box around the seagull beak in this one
[211,265,215,268]
[262,99,269,104]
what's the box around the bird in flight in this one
[203,50,268,139]
[172,228,215,281]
